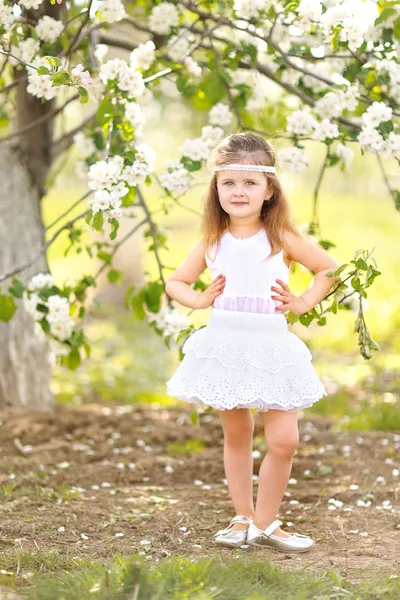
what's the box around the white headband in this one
[213,163,276,173]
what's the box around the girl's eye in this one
[224,181,255,185]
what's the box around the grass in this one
[1,551,398,599]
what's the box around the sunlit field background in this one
[41,93,400,432]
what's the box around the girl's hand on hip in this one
[271,279,310,315]
[194,274,226,309]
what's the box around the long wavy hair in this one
[201,133,300,259]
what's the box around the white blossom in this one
[96,0,126,23]
[286,110,318,135]
[340,85,359,112]
[159,164,192,195]
[335,143,354,168]
[209,102,233,127]
[10,38,40,68]
[149,2,179,35]
[358,127,386,154]
[321,3,354,29]
[388,132,400,155]
[148,306,188,338]
[117,66,145,99]
[297,0,323,31]
[88,160,122,191]
[314,92,342,119]
[362,101,393,128]
[35,16,64,44]
[130,41,156,71]
[167,32,194,62]
[233,0,267,19]
[0,0,15,28]
[179,137,211,161]
[277,146,308,171]
[339,18,364,52]
[100,58,126,82]
[312,118,339,141]
[73,132,96,159]
[28,273,55,291]
[124,102,146,133]
[184,56,202,77]
[201,125,224,147]
[18,0,43,9]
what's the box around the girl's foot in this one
[247,519,315,553]
[214,515,253,548]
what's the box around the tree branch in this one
[45,191,92,231]
[51,113,97,160]
[0,210,89,284]
[0,93,79,144]
[93,217,148,280]
[136,187,168,291]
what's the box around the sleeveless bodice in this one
[205,229,289,314]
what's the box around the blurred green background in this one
[42,96,400,431]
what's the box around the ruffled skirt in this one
[166,309,327,412]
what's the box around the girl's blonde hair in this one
[201,132,300,257]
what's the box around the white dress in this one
[166,228,327,412]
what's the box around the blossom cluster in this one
[149,1,180,35]
[147,306,189,341]
[23,273,74,356]
[96,0,126,23]
[0,0,14,28]
[100,58,145,99]
[87,144,156,216]
[159,118,226,196]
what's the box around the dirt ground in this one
[0,404,399,585]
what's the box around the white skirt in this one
[166,309,327,412]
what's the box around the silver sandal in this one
[247,519,315,553]
[214,515,253,548]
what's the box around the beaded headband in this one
[213,163,276,173]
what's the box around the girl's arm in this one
[283,230,340,311]
[165,241,208,308]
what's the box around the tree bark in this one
[0,143,53,410]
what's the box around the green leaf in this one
[351,276,361,290]
[108,217,120,240]
[52,71,71,86]
[97,99,114,127]
[93,211,104,232]
[131,293,146,320]
[107,269,123,283]
[37,66,50,76]
[67,348,81,370]
[299,313,314,326]
[8,277,25,298]
[121,186,136,207]
[124,285,135,310]
[85,209,93,225]
[143,282,163,313]
[286,311,299,325]
[0,295,17,322]
[97,251,112,264]
[78,86,89,105]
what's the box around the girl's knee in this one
[220,410,254,446]
[267,432,299,458]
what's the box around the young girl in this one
[165,133,339,553]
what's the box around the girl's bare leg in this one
[218,408,255,530]
[254,409,299,538]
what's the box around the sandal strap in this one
[229,515,253,527]
[263,519,283,537]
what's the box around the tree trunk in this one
[0,144,53,410]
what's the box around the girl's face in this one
[216,169,271,225]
